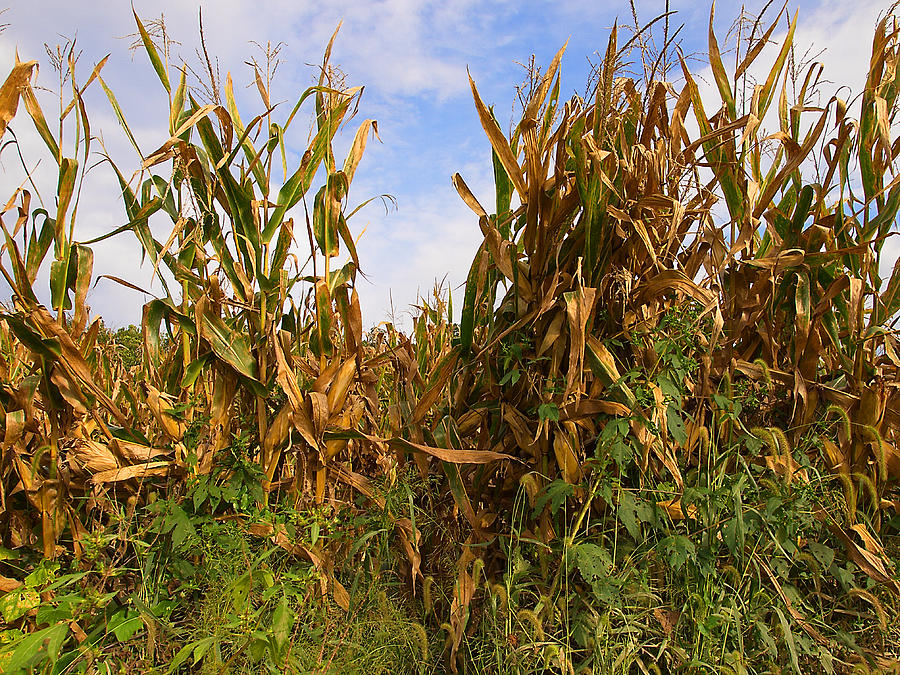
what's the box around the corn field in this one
[1,4,900,673]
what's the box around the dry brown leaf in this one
[564,285,596,401]
[308,391,329,438]
[3,411,25,447]
[764,454,808,484]
[814,508,900,596]
[50,365,88,416]
[468,73,527,201]
[536,311,565,358]
[452,173,487,218]
[90,461,170,484]
[0,59,38,138]
[326,357,357,414]
[69,439,118,474]
[333,465,385,508]
[633,270,716,307]
[262,404,291,484]
[331,577,350,611]
[449,548,476,672]
[553,427,583,484]
[0,575,22,592]
[657,499,698,520]
[849,523,886,557]
[653,607,680,635]
[68,620,88,644]
[329,427,515,465]
[395,517,423,592]
[412,348,460,423]
[343,119,378,184]
[27,306,128,425]
[109,439,170,463]
[145,384,185,440]
[559,399,630,421]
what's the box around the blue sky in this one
[0,0,892,329]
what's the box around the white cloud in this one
[126,0,483,100]
[791,0,886,104]
[348,152,494,329]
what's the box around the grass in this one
[0,1,900,673]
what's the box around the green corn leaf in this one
[539,74,561,142]
[680,58,744,223]
[25,211,55,284]
[881,255,900,319]
[151,175,178,221]
[492,147,513,223]
[863,180,900,246]
[327,260,356,295]
[586,336,636,407]
[170,65,186,136]
[133,10,170,93]
[312,185,339,258]
[56,157,78,237]
[1,314,60,360]
[313,280,334,358]
[415,314,427,378]
[142,300,165,371]
[0,220,38,304]
[219,110,267,185]
[49,258,70,311]
[99,76,142,159]
[270,217,295,279]
[708,3,736,119]
[790,185,815,246]
[756,11,797,121]
[79,197,162,246]
[203,215,247,303]
[337,205,362,270]
[181,353,212,389]
[458,242,487,352]
[263,96,352,244]
[21,84,60,162]
[200,313,258,380]
[71,244,93,316]
[442,461,477,527]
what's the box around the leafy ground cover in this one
[1,3,900,673]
